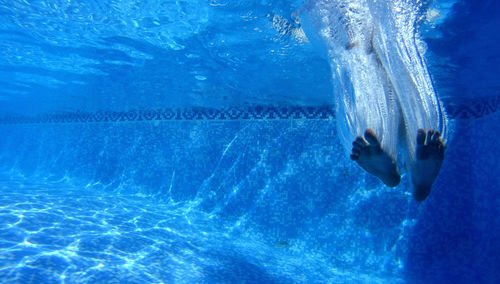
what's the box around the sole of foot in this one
[411,129,446,201]
[351,129,401,187]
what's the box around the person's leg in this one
[299,0,403,186]
[335,43,404,187]
[368,0,448,200]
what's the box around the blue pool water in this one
[0,0,499,283]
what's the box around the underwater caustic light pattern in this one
[0,178,405,283]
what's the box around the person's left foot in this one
[350,129,401,187]
[410,129,446,201]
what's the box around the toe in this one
[352,141,362,150]
[427,130,435,144]
[364,129,379,146]
[431,131,440,144]
[354,136,368,147]
[352,147,361,155]
[416,129,426,146]
[438,140,446,157]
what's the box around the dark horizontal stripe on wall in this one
[0,96,498,125]
[445,94,500,119]
[0,105,335,124]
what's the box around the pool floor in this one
[0,177,404,283]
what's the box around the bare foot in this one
[350,129,401,187]
[411,129,446,201]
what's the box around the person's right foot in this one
[350,129,401,187]
[410,129,446,201]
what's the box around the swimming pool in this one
[0,0,499,283]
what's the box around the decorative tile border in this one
[445,94,500,119]
[0,105,335,124]
[0,95,498,125]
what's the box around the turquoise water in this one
[0,0,499,283]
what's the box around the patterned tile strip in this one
[0,106,335,124]
[0,96,498,124]
[445,94,500,119]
